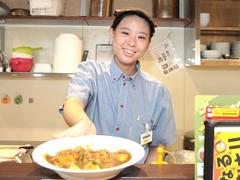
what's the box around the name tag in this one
[140,131,153,145]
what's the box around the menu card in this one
[204,120,240,180]
[195,95,240,180]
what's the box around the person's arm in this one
[54,97,96,138]
[63,97,90,126]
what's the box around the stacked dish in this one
[10,47,33,72]
[10,47,42,72]
[231,41,240,58]
[210,42,230,56]
[201,50,222,59]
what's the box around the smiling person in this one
[56,9,176,163]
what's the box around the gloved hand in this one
[53,120,96,138]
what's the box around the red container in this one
[10,58,33,72]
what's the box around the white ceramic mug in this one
[200,13,210,27]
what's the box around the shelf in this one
[0,16,87,26]
[152,17,192,27]
[200,59,240,66]
[0,15,192,27]
[201,27,240,35]
[201,27,240,31]
[0,72,73,79]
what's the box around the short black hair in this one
[111,9,156,39]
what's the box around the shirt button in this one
[115,128,120,131]
[113,78,116,80]
[120,104,124,108]
[123,82,126,86]
[122,75,125,79]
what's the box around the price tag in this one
[140,123,153,145]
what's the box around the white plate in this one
[32,135,145,180]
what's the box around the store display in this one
[195,95,240,180]
[204,120,240,180]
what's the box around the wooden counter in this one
[0,162,194,179]
[0,141,194,179]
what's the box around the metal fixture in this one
[89,0,113,17]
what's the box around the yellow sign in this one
[212,108,240,118]
[213,127,240,179]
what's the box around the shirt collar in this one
[110,58,123,81]
[110,58,141,82]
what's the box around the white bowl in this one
[32,135,145,180]
[12,52,33,59]
[201,50,222,59]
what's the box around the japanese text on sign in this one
[151,38,183,76]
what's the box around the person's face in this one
[110,15,151,69]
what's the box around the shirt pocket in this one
[128,119,153,144]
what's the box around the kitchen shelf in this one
[153,17,191,27]
[194,0,240,67]
[200,59,240,67]
[201,27,240,36]
[0,72,73,79]
[0,15,87,26]
[0,15,192,78]
[0,15,192,27]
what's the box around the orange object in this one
[1,95,11,104]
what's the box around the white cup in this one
[200,44,207,51]
[200,13,210,27]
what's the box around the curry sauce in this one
[45,146,131,170]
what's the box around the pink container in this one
[10,58,33,72]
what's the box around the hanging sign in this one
[151,38,183,76]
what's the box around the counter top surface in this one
[0,162,194,179]
[0,141,194,179]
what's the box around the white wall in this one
[0,78,69,141]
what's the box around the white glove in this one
[53,120,96,138]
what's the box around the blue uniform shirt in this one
[66,59,176,162]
